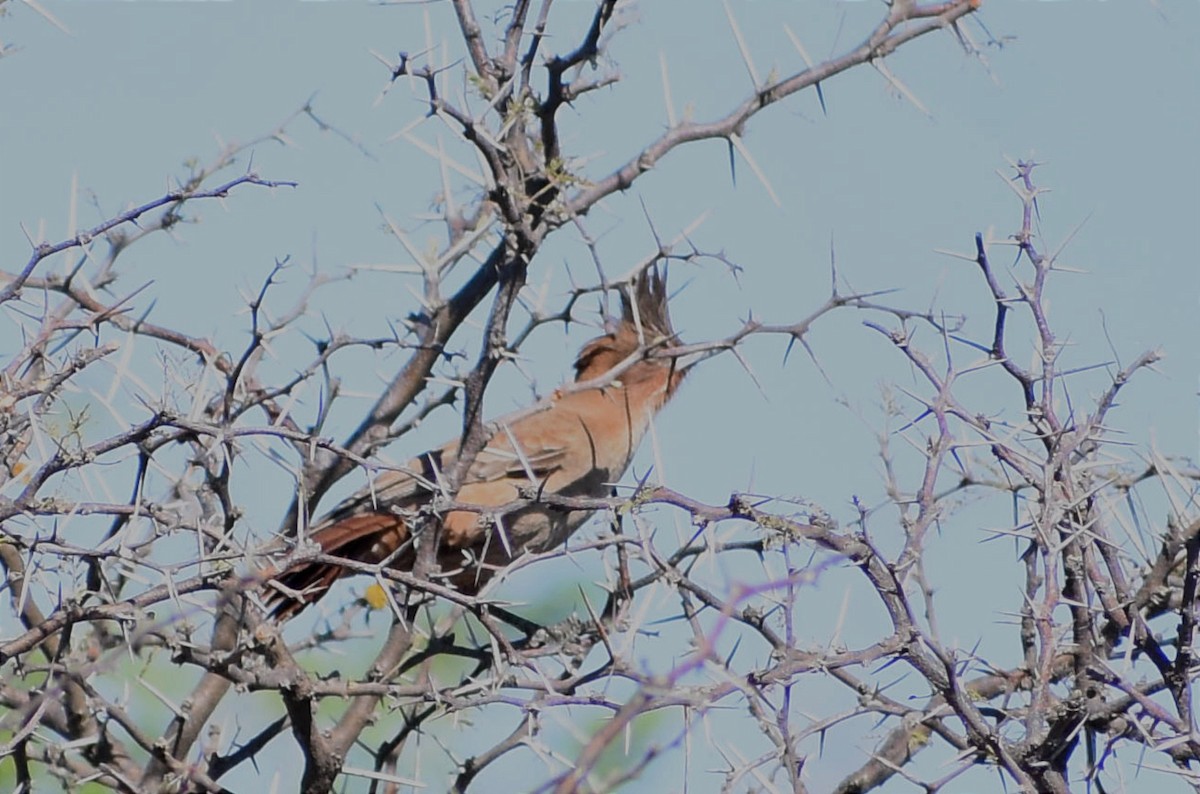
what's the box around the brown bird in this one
[265,266,686,619]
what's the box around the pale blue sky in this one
[3,1,1198,791]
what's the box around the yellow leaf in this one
[364,583,389,610]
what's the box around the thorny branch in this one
[9,4,1195,794]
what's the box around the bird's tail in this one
[264,513,409,619]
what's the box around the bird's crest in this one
[620,263,677,349]
[574,264,679,383]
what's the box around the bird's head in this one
[573,264,686,396]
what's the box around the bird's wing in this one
[463,423,570,485]
[314,421,568,527]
